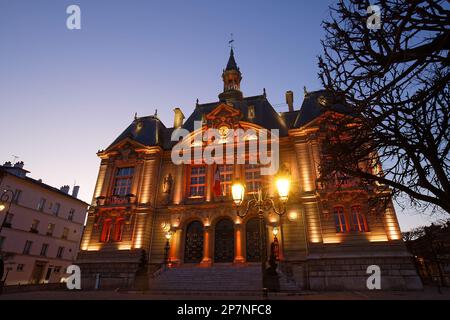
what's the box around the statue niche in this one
[162,173,174,204]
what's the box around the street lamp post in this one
[164,231,173,268]
[231,173,290,296]
[0,189,15,292]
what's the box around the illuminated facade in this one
[76,50,422,291]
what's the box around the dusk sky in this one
[0,0,441,231]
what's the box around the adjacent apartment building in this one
[0,161,88,285]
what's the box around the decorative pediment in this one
[100,138,147,159]
[205,103,242,128]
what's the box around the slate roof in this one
[293,89,350,128]
[182,95,288,136]
[107,115,167,149]
[106,90,350,151]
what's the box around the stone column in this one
[206,165,213,202]
[169,229,181,266]
[200,226,212,267]
[234,224,245,264]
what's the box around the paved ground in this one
[0,286,449,300]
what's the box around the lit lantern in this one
[231,180,245,206]
[275,175,290,203]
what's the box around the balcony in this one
[317,176,363,192]
[29,228,39,234]
[95,194,136,207]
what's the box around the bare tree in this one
[402,227,426,242]
[318,0,450,214]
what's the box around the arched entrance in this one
[246,217,266,262]
[214,218,234,263]
[184,221,204,263]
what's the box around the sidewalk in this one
[0,286,449,300]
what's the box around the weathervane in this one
[229,33,234,49]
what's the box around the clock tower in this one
[219,48,243,102]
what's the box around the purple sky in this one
[0,0,441,231]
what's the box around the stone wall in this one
[285,256,423,291]
[76,249,146,290]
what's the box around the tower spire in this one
[219,42,243,102]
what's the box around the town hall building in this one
[76,49,422,291]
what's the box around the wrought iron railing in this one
[95,194,136,206]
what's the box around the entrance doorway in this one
[246,217,266,262]
[30,261,46,284]
[214,218,234,262]
[184,221,204,263]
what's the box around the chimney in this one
[286,91,294,112]
[14,161,24,169]
[72,186,80,198]
[173,108,185,128]
[60,185,70,194]
[2,161,29,178]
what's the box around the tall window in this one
[219,164,233,196]
[189,166,206,197]
[245,164,262,193]
[30,219,40,233]
[46,223,55,236]
[3,213,13,227]
[37,198,46,211]
[0,236,5,251]
[40,243,49,257]
[350,205,369,232]
[12,189,22,204]
[100,219,112,242]
[68,209,75,221]
[57,246,65,259]
[62,227,69,240]
[53,203,60,216]
[113,167,134,196]
[113,219,125,242]
[333,206,349,233]
[23,240,33,255]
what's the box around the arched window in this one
[350,205,369,232]
[333,206,349,233]
[100,219,112,242]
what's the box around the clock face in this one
[318,96,328,106]
[218,125,229,138]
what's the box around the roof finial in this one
[304,86,308,96]
[263,88,267,98]
[154,109,158,118]
[228,33,234,50]
[134,112,138,120]
[196,98,199,107]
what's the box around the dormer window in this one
[248,105,255,120]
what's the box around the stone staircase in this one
[278,269,301,292]
[148,263,301,293]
